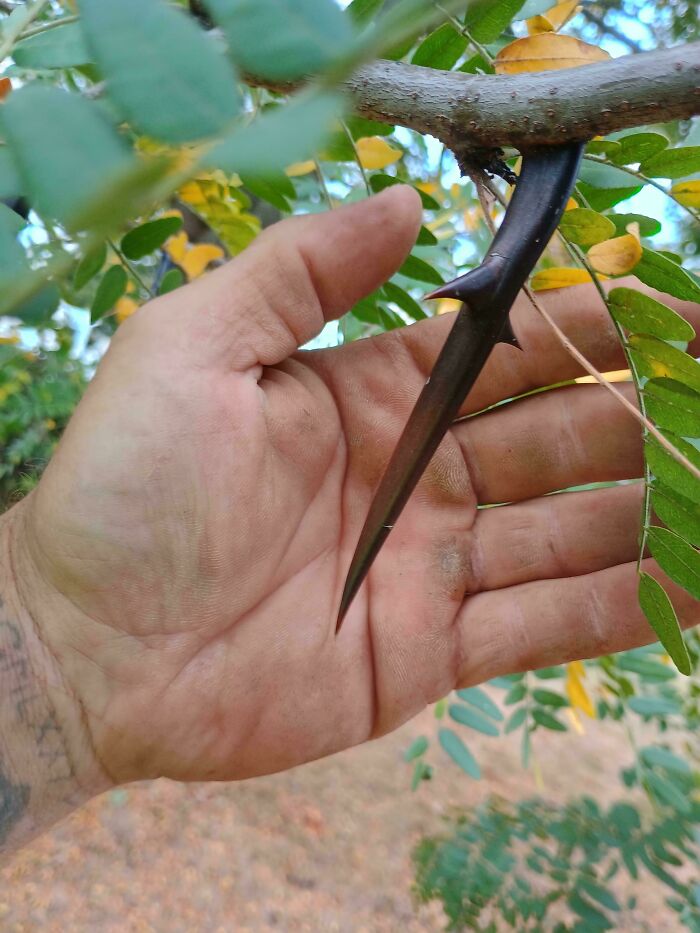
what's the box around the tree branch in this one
[252,44,700,151]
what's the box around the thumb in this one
[156,185,422,370]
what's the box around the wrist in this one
[0,500,110,856]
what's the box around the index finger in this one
[393,278,700,416]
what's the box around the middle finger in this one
[454,382,643,504]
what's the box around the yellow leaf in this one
[531,267,602,290]
[568,660,585,679]
[437,298,462,315]
[115,297,139,324]
[355,136,402,170]
[165,231,188,265]
[178,181,207,205]
[0,335,19,345]
[527,14,555,34]
[527,0,579,34]
[180,243,225,280]
[565,197,579,211]
[286,160,316,177]
[577,369,631,384]
[672,179,700,208]
[495,34,610,74]
[588,233,642,275]
[566,664,596,718]
[416,181,439,196]
[565,707,585,735]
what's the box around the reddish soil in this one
[1,705,681,931]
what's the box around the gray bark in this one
[255,44,700,151]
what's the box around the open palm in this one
[16,188,699,787]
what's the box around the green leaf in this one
[346,0,384,23]
[240,173,294,213]
[638,573,691,675]
[532,689,568,709]
[652,483,700,546]
[640,745,691,775]
[579,182,642,211]
[608,287,695,342]
[504,706,527,733]
[559,208,616,248]
[80,0,241,143]
[383,282,428,321]
[74,244,107,291]
[578,161,641,210]
[121,216,184,261]
[158,267,185,296]
[0,148,22,201]
[645,770,692,813]
[465,0,525,43]
[634,248,700,302]
[448,702,500,736]
[207,92,342,178]
[438,727,481,778]
[206,0,355,81]
[568,890,612,929]
[617,652,678,680]
[416,225,438,246]
[13,21,92,69]
[610,132,668,166]
[504,682,527,704]
[586,139,622,159]
[645,432,700,505]
[609,213,662,238]
[0,203,26,286]
[628,335,700,393]
[532,709,567,731]
[644,378,700,437]
[628,695,679,716]
[369,173,441,210]
[410,759,431,789]
[399,254,444,286]
[456,686,504,721]
[0,85,134,230]
[578,878,621,913]
[640,146,700,180]
[647,526,700,601]
[411,23,467,70]
[91,265,128,322]
[579,160,641,190]
[404,735,429,761]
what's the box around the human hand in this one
[5,188,699,793]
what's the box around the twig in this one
[521,283,700,483]
[479,177,700,483]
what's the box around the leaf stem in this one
[0,0,50,59]
[583,155,700,223]
[107,239,152,299]
[19,12,78,40]
[340,119,372,197]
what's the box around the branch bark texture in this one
[256,44,700,151]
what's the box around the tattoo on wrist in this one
[0,593,77,848]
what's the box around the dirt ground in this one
[0,703,684,932]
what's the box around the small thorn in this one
[424,283,462,301]
[499,317,523,350]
